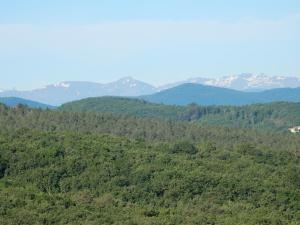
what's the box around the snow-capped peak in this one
[209,74,300,90]
[53,82,71,88]
[112,77,155,90]
[159,74,300,91]
[117,76,136,84]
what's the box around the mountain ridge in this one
[142,83,300,106]
[0,97,55,109]
[158,73,300,91]
[1,74,300,105]
[0,77,156,106]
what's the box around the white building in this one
[289,126,300,133]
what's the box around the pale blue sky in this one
[0,0,300,90]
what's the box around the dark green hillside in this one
[0,105,300,224]
[0,104,298,150]
[183,102,300,130]
[0,97,54,109]
[59,97,300,131]
[60,96,184,119]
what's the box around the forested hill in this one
[180,102,300,130]
[0,103,298,149]
[60,97,300,131]
[60,96,184,119]
[1,103,300,224]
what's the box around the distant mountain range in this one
[1,74,300,105]
[142,83,300,105]
[0,77,156,106]
[159,73,300,91]
[0,97,55,109]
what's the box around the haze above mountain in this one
[1,74,300,105]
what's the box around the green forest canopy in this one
[0,104,300,224]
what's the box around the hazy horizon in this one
[1,73,300,91]
[1,1,300,90]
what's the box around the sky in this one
[0,0,300,90]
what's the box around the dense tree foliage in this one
[1,104,300,224]
[1,104,299,148]
[182,102,300,130]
